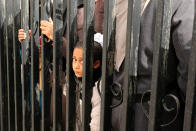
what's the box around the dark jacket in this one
[95,0,194,131]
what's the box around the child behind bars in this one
[69,35,103,131]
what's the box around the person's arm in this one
[172,0,194,94]
[94,0,104,33]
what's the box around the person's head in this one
[72,41,83,78]
[72,41,102,80]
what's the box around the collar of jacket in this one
[75,77,83,99]
[141,0,151,15]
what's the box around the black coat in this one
[111,0,194,131]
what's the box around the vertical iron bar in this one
[41,0,51,130]
[0,13,3,131]
[0,42,1,131]
[0,1,8,130]
[12,0,18,130]
[30,0,40,130]
[53,0,63,130]
[148,0,172,130]
[6,5,10,131]
[121,0,140,130]
[100,0,115,130]
[129,0,141,77]
[62,0,67,130]
[183,1,196,130]
[82,0,94,130]
[53,0,57,129]
[15,0,23,130]
[41,1,45,130]
[2,1,8,131]
[66,0,77,130]
[9,0,16,129]
[30,1,35,130]
[5,0,12,130]
[147,0,163,129]
[21,0,30,130]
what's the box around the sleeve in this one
[94,0,104,33]
[90,81,101,131]
[172,0,195,94]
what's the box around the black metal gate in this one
[0,0,196,131]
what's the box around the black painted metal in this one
[21,0,30,130]
[121,0,138,130]
[0,0,196,130]
[148,0,164,130]
[0,2,8,130]
[53,0,57,129]
[148,0,172,130]
[129,0,141,77]
[14,1,23,130]
[30,0,40,130]
[0,29,2,131]
[66,0,77,130]
[12,0,22,130]
[100,0,115,130]
[21,0,30,131]
[5,0,11,130]
[0,45,1,131]
[12,0,18,130]
[82,0,94,130]
[2,19,8,130]
[41,0,46,130]
[183,1,196,130]
[0,2,3,129]
[41,0,51,130]
[53,0,63,130]
[30,0,35,130]
[53,0,57,130]
[6,0,19,130]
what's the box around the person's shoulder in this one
[150,0,192,14]
[172,0,194,12]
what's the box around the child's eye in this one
[72,58,77,62]
[79,60,83,64]
[72,58,83,65]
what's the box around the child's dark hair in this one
[73,41,102,82]
[92,41,102,63]
[92,41,102,82]
[74,41,102,63]
[73,41,83,50]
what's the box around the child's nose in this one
[74,62,80,68]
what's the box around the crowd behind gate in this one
[0,0,195,130]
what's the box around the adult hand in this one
[18,29,31,43]
[40,18,53,41]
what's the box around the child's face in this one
[72,47,83,78]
